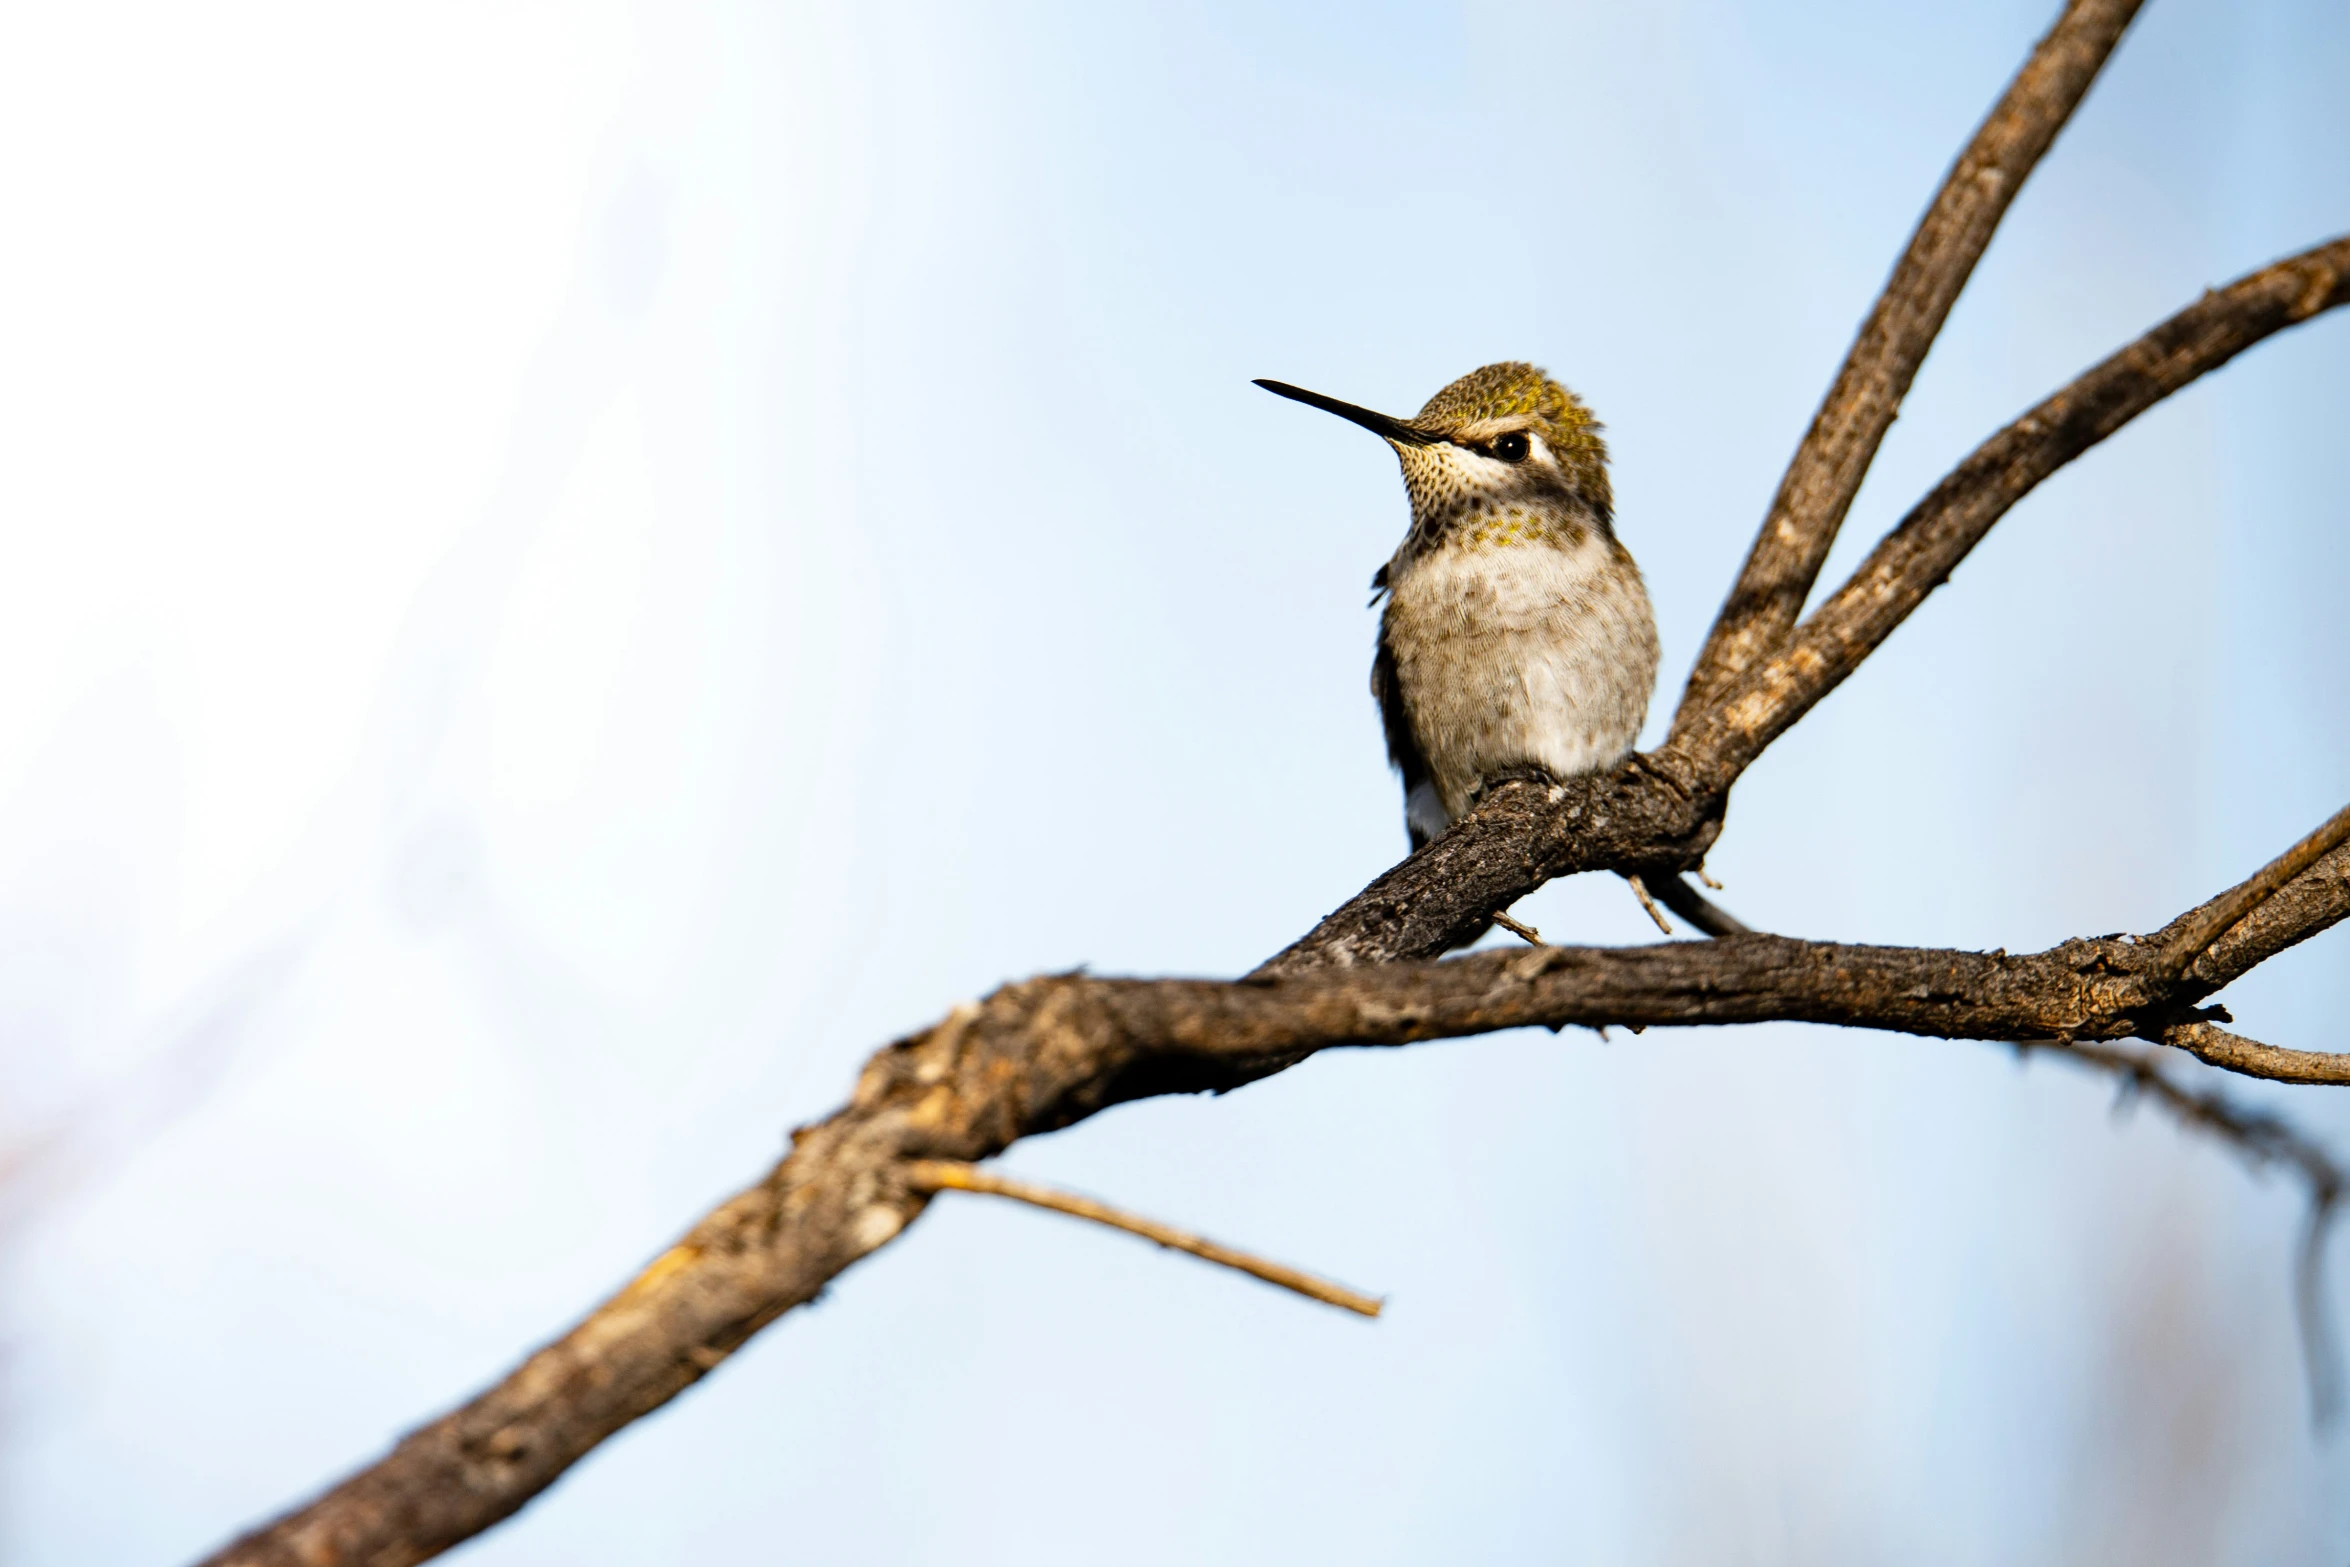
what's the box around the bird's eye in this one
[1492,432,1531,463]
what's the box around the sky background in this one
[1,0,2346,1562]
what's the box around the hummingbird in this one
[1258,363,1659,851]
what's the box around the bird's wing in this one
[1371,614,1442,851]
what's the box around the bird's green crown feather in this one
[1416,361,1611,520]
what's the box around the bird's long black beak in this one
[1253,379,1440,447]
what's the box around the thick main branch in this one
[203,932,2178,1567]
[198,238,2350,1567]
[204,825,2350,1567]
[187,30,2350,1562]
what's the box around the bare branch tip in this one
[903,1160,1382,1319]
[1625,875,1675,936]
[1491,910,1546,946]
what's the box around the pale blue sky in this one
[1,2,2345,1562]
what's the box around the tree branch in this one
[1255,757,1720,973]
[1625,874,1677,934]
[2164,1023,2350,1089]
[2158,803,2350,976]
[1647,872,1754,937]
[186,24,2350,1562]
[1266,241,2350,975]
[1668,236,2350,787]
[199,885,2347,1566]
[1673,0,2145,724]
[903,1160,1383,1317]
[2159,837,2350,993]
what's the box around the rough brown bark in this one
[1266,238,2350,977]
[1254,756,1719,974]
[1674,0,2146,725]
[2167,1023,2350,1088]
[2169,837,2350,993]
[190,21,2350,1567]
[194,251,2350,1567]
[202,835,2350,1567]
[2160,804,2350,975]
[1669,237,2350,785]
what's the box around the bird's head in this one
[1257,361,1612,555]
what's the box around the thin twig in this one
[1646,873,1753,937]
[1491,910,1545,946]
[2158,802,2350,976]
[903,1160,1382,1319]
[1624,875,1675,935]
[1675,0,2145,723]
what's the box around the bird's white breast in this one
[1384,529,1659,827]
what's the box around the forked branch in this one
[1668,236,2350,788]
[191,11,2350,1563]
[1265,240,2349,974]
[1676,0,2145,722]
[201,824,2350,1567]
[2159,803,2350,975]
[2170,836,2350,994]
[197,248,2350,1567]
